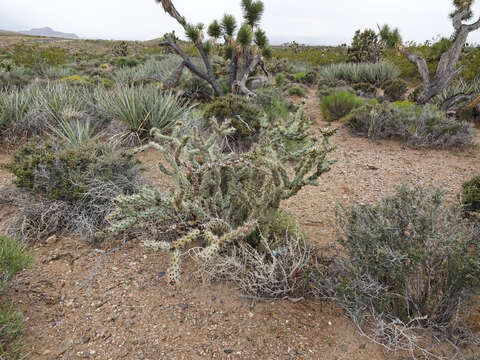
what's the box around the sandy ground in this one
[1,89,480,360]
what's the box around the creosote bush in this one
[203,94,262,137]
[3,141,142,242]
[382,78,408,101]
[462,174,480,216]
[351,82,377,97]
[345,102,475,148]
[331,183,480,354]
[321,91,364,121]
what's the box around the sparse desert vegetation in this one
[1,0,480,359]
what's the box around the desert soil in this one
[1,89,480,360]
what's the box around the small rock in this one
[157,271,166,277]
[46,235,58,244]
[202,342,212,347]
[178,303,188,310]
[224,349,233,354]
[42,350,51,355]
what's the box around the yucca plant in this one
[48,118,97,146]
[96,85,192,141]
[318,61,400,85]
[34,83,88,123]
[0,88,34,132]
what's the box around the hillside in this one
[19,27,79,39]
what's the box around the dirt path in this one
[2,89,480,359]
[283,89,480,246]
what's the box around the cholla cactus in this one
[105,115,335,283]
[112,41,128,57]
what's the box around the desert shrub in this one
[196,228,312,299]
[180,77,213,103]
[351,82,377,97]
[345,102,475,148]
[318,61,400,86]
[272,46,348,67]
[114,56,139,68]
[0,304,26,360]
[408,85,424,102]
[275,73,286,87]
[203,94,262,137]
[255,88,293,121]
[382,78,408,101]
[321,91,364,121]
[266,58,293,74]
[0,236,31,360]
[3,142,142,242]
[95,85,191,141]
[0,236,31,288]
[332,183,480,353]
[462,175,480,215]
[60,74,89,86]
[104,116,335,287]
[293,72,307,83]
[286,85,306,97]
[12,44,67,69]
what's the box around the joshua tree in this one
[156,0,271,97]
[378,24,402,48]
[347,29,384,63]
[400,0,480,107]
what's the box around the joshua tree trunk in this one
[401,7,480,106]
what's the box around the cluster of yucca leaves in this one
[95,85,192,141]
[318,61,400,86]
[104,113,335,284]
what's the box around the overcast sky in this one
[1,0,480,45]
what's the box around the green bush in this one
[0,236,31,288]
[335,183,480,339]
[180,77,213,102]
[272,46,348,67]
[293,72,307,83]
[351,82,377,96]
[0,236,31,360]
[114,56,139,68]
[345,102,475,148]
[7,142,138,202]
[462,175,480,214]
[12,44,67,69]
[0,305,26,360]
[286,85,306,97]
[203,94,262,136]
[321,91,364,121]
[382,78,408,101]
[275,73,286,87]
[4,142,142,241]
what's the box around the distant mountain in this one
[19,27,79,39]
